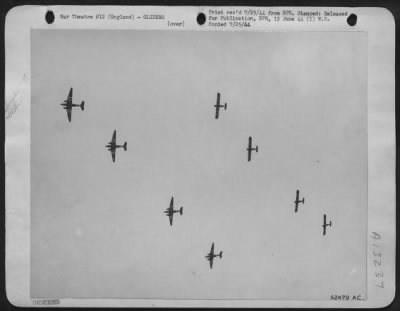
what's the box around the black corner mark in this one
[347,14,357,27]
[197,12,206,25]
[45,10,55,24]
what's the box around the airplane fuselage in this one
[205,253,222,264]
[61,102,79,107]
[206,252,222,259]
[323,222,332,229]
[106,143,124,150]
[164,208,181,215]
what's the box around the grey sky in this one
[31,30,367,299]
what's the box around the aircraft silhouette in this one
[322,214,332,235]
[105,130,127,162]
[247,136,259,161]
[60,88,84,122]
[164,196,183,226]
[294,190,305,213]
[205,242,222,269]
[214,92,227,119]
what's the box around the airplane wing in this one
[66,107,72,122]
[66,88,73,104]
[207,243,215,269]
[247,137,252,161]
[210,243,215,256]
[215,93,220,119]
[111,130,116,144]
[111,149,116,162]
[166,198,174,225]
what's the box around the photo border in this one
[4,5,395,308]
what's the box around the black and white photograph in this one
[30,29,368,300]
[4,5,395,308]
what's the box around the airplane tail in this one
[179,207,183,215]
[302,198,305,204]
[219,251,223,258]
[255,146,259,152]
[224,103,227,110]
[329,221,332,226]
[123,142,127,151]
[80,101,85,111]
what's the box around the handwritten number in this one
[373,250,382,257]
[375,271,384,278]
[371,232,381,240]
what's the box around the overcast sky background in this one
[31,30,367,299]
